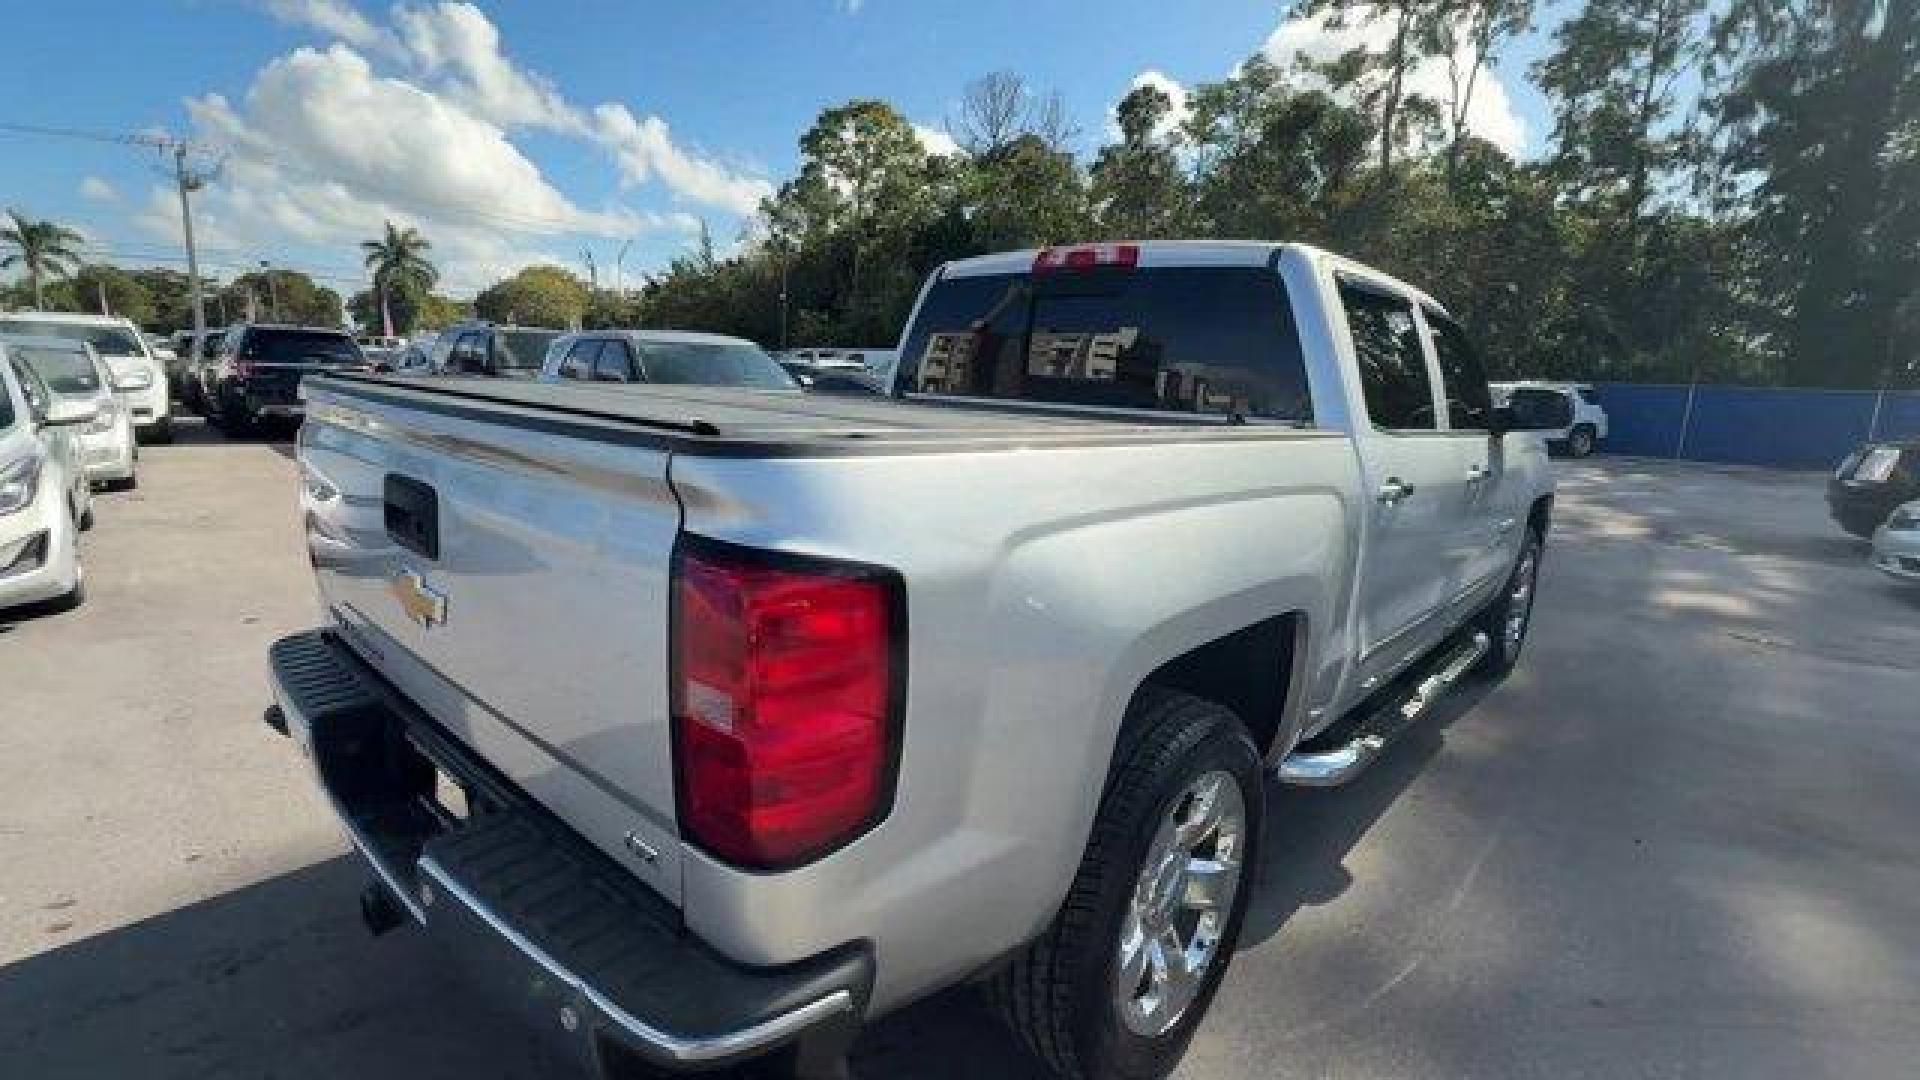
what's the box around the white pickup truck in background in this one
[266,241,1566,1079]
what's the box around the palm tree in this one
[360,221,437,335]
[2,210,84,309]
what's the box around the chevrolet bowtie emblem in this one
[390,567,447,629]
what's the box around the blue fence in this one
[1586,383,1920,470]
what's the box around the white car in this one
[0,312,172,443]
[0,347,95,614]
[1491,381,1608,457]
[539,329,798,388]
[5,335,136,490]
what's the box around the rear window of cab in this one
[897,266,1312,424]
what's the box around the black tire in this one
[78,501,95,532]
[989,688,1264,1080]
[49,574,85,613]
[1565,424,1596,458]
[107,472,137,493]
[216,406,254,438]
[145,417,175,445]
[1476,527,1544,678]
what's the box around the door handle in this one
[1377,478,1416,505]
[1466,463,1491,484]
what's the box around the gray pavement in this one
[3,432,1918,1079]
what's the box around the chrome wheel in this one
[1504,546,1538,652]
[1115,770,1246,1037]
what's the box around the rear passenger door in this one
[1423,308,1515,612]
[1338,278,1462,692]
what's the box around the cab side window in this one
[1339,282,1436,431]
[559,340,602,380]
[452,333,489,374]
[1424,310,1494,431]
[593,340,638,383]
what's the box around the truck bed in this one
[307,373,1312,456]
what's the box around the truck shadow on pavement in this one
[0,691,1490,1080]
[0,681,1497,1080]
[0,853,1047,1080]
[1240,677,1495,949]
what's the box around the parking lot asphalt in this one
[4,429,1919,1080]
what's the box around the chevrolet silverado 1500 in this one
[266,241,1566,1079]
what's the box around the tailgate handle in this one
[383,474,440,560]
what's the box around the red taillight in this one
[1033,243,1139,273]
[672,540,899,870]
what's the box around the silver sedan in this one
[1871,500,1920,583]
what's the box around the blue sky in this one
[1,1,1566,299]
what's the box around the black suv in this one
[208,324,366,434]
[1829,438,1919,538]
[428,322,562,379]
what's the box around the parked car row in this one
[0,336,131,615]
[1828,436,1920,586]
[0,312,172,443]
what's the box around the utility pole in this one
[173,143,209,340]
[581,248,599,291]
[614,238,632,296]
[778,250,790,350]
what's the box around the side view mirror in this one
[42,401,101,428]
[1492,389,1574,434]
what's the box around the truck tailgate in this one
[298,383,686,906]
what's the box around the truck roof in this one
[308,373,1328,458]
[938,240,1444,312]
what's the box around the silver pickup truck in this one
[266,241,1565,1080]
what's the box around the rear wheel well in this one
[1141,613,1300,758]
[1529,494,1553,537]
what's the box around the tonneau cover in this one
[305,373,1311,457]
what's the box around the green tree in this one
[1430,0,1536,180]
[473,265,589,328]
[45,264,155,325]
[125,267,214,333]
[1536,0,1706,226]
[1090,83,1191,238]
[767,100,942,342]
[1183,56,1374,243]
[220,270,343,327]
[1293,0,1447,176]
[360,221,438,335]
[1,210,84,309]
[962,133,1092,251]
[1708,0,1920,387]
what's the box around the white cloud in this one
[262,2,768,213]
[1261,4,1526,156]
[912,121,960,157]
[593,104,773,216]
[393,2,582,132]
[1108,69,1191,143]
[135,3,773,292]
[262,0,400,57]
[79,176,119,202]
[837,0,865,12]
[134,44,682,292]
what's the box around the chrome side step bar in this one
[1276,631,1489,788]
